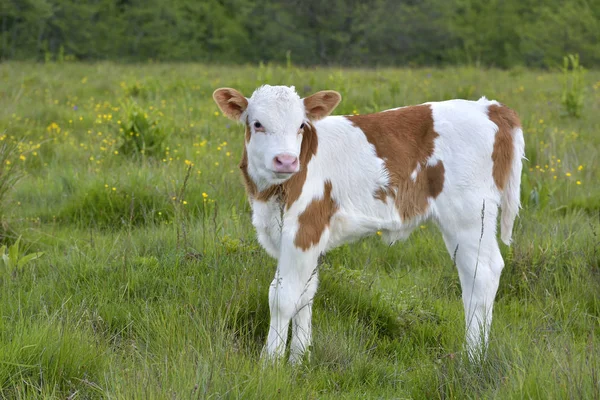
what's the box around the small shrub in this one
[117,100,168,157]
[561,54,586,118]
[0,236,43,277]
[57,183,173,228]
[122,81,156,99]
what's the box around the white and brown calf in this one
[213,85,524,363]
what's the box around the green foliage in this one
[0,236,43,276]
[2,0,600,68]
[567,195,600,214]
[118,100,167,157]
[561,54,586,118]
[57,180,173,228]
[0,63,599,397]
[0,319,107,397]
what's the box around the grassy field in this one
[0,61,599,399]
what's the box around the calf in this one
[213,85,524,362]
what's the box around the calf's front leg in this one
[289,269,318,364]
[263,234,320,362]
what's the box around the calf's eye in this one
[300,123,305,130]
[254,122,262,129]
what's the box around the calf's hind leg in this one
[439,202,505,360]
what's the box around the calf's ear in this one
[303,90,342,120]
[213,88,248,121]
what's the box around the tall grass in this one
[0,61,598,398]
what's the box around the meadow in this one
[0,61,599,399]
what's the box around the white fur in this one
[232,86,524,363]
[245,85,307,191]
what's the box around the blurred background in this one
[2,0,599,68]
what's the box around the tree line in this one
[1,0,599,68]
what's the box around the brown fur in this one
[347,105,445,221]
[374,187,388,203]
[488,104,520,191]
[303,91,342,120]
[213,88,248,121]
[245,120,252,143]
[239,122,318,208]
[294,181,338,250]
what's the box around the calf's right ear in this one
[213,88,248,121]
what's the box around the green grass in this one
[0,61,599,398]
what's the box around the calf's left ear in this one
[303,90,342,120]
[213,88,248,121]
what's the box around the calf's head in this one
[213,85,341,189]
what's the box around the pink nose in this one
[273,154,298,173]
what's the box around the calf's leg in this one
[289,269,318,364]
[263,236,320,362]
[439,201,504,361]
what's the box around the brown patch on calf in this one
[374,187,388,203]
[239,123,257,197]
[347,105,444,221]
[488,104,520,191]
[238,122,318,208]
[426,161,445,198]
[239,147,256,197]
[245,120,252,143]
[294,181,338,250]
